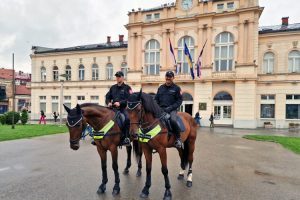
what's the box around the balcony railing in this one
[212,71,236,80]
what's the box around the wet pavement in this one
[0,128,300,200]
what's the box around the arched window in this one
[182,93,193,101]
[215,32,234,71]
[92,64,99,80]
[41,67,46,82]
[213,92,233,101]
[65,65,71,81]
[178,36,195,74]
[106,63,113,80]
[263,52,274,74]
[78,64,85,81]
[145,39,160,75]
[121,62,128,79]
[288,50,300,73]
[53,66,58,81]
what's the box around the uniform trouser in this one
[169,110,181,138]
[120,109,130,138]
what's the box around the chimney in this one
[119,35,124,42]
[282,17,289,26]
[107,36,111,43]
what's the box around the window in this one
[51,96,59,113]
[261,95,275,100]
[53,66,59,81]
[154,13,160,19]
[227,2,234,9]
[39,96,46,113]
[288,50,300,73]
[145,39,160,75]
[217,4,224,10]
[215,32,234,71]
[178,36,195,74]
[106,63,113,80]
[90,96,99,104]
[213,92,233,101]
[41,67,46,82]
[78,64,85,80]
[92,64,99,80]
[121,62,128,79]
[65,65,71,81]
[286,95,300,119]
[77,96,85,104]
[263,52,274,74]
[146,14,152,20]
[286,105,300,119]
[64,96,71,113]
[0,86,6,100]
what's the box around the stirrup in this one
[174,139,183,149]
[122,137,131,146]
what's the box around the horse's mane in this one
[140,93,163,118]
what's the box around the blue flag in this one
[184,42,195,80]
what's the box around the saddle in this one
[162,114,186,134]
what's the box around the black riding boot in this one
[121,129,131,146]
[172,121,182,149]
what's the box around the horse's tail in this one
[132,140,141,163]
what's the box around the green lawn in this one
[0,124,68,142]
[243,135,300,155]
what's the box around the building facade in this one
[30,0,300,128]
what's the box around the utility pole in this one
[12,53,15,129]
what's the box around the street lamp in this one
[59,74,68,126]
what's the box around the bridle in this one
[67,114,86,145]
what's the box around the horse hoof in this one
[123,168,129,175]
[186,181,192,188]
[112,189,120,196]
[163,190,172,200]
[136,170,142,177]
[97,186,106,194]
[177,174,184,180]
[140,192,149,198]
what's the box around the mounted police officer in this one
[105,71,132,146]
[155,71,183,148]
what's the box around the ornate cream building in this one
[30,0,300,128]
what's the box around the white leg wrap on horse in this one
[187,173,193,182]
[179,169,185,175]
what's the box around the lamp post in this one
[12,53,15,129]
[59,74,68,126]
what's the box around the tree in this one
[20,110,29,125]
[5,112,20,125]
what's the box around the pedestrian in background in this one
[209,112,214,128]
[39,110,46,124]
[53,112,58,123]
[194,112,201,127]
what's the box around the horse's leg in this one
[140,145,152,198]
[186,139,196,188]
[177,148,185,180]
[123,144,132,175]
[111,146,120,196]
[97,149,108,194]
[136,150,142,177]
[158,147,172,200]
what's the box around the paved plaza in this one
[0,128,300,200]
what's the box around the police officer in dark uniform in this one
[105,71,132,146]
[155,71,183,148]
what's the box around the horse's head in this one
[64,104,86,151]
[127,90,143,136]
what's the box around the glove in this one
[163,113,171,121]
[164,107,172,113]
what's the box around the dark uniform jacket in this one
[155,83,183,113]
[105,83,132,110]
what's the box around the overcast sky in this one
[0,0,299,73]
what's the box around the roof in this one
[259,23,300,34]
[16,85,30,95]
[32,41,128,54]
[0,69,13,80]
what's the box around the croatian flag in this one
[184,42,195,80]
[196,39,207,78]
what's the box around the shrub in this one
[5,112,20,125]
[20,110,29,125]
[0,114,6,125]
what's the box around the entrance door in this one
[213,92,233,125]
[179,102,193,115]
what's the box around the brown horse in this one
[64,103,142,196]
[127,91,197,200]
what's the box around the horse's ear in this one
[138,88,142,100]
[76,104,81,114]
[63,104,71,114]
